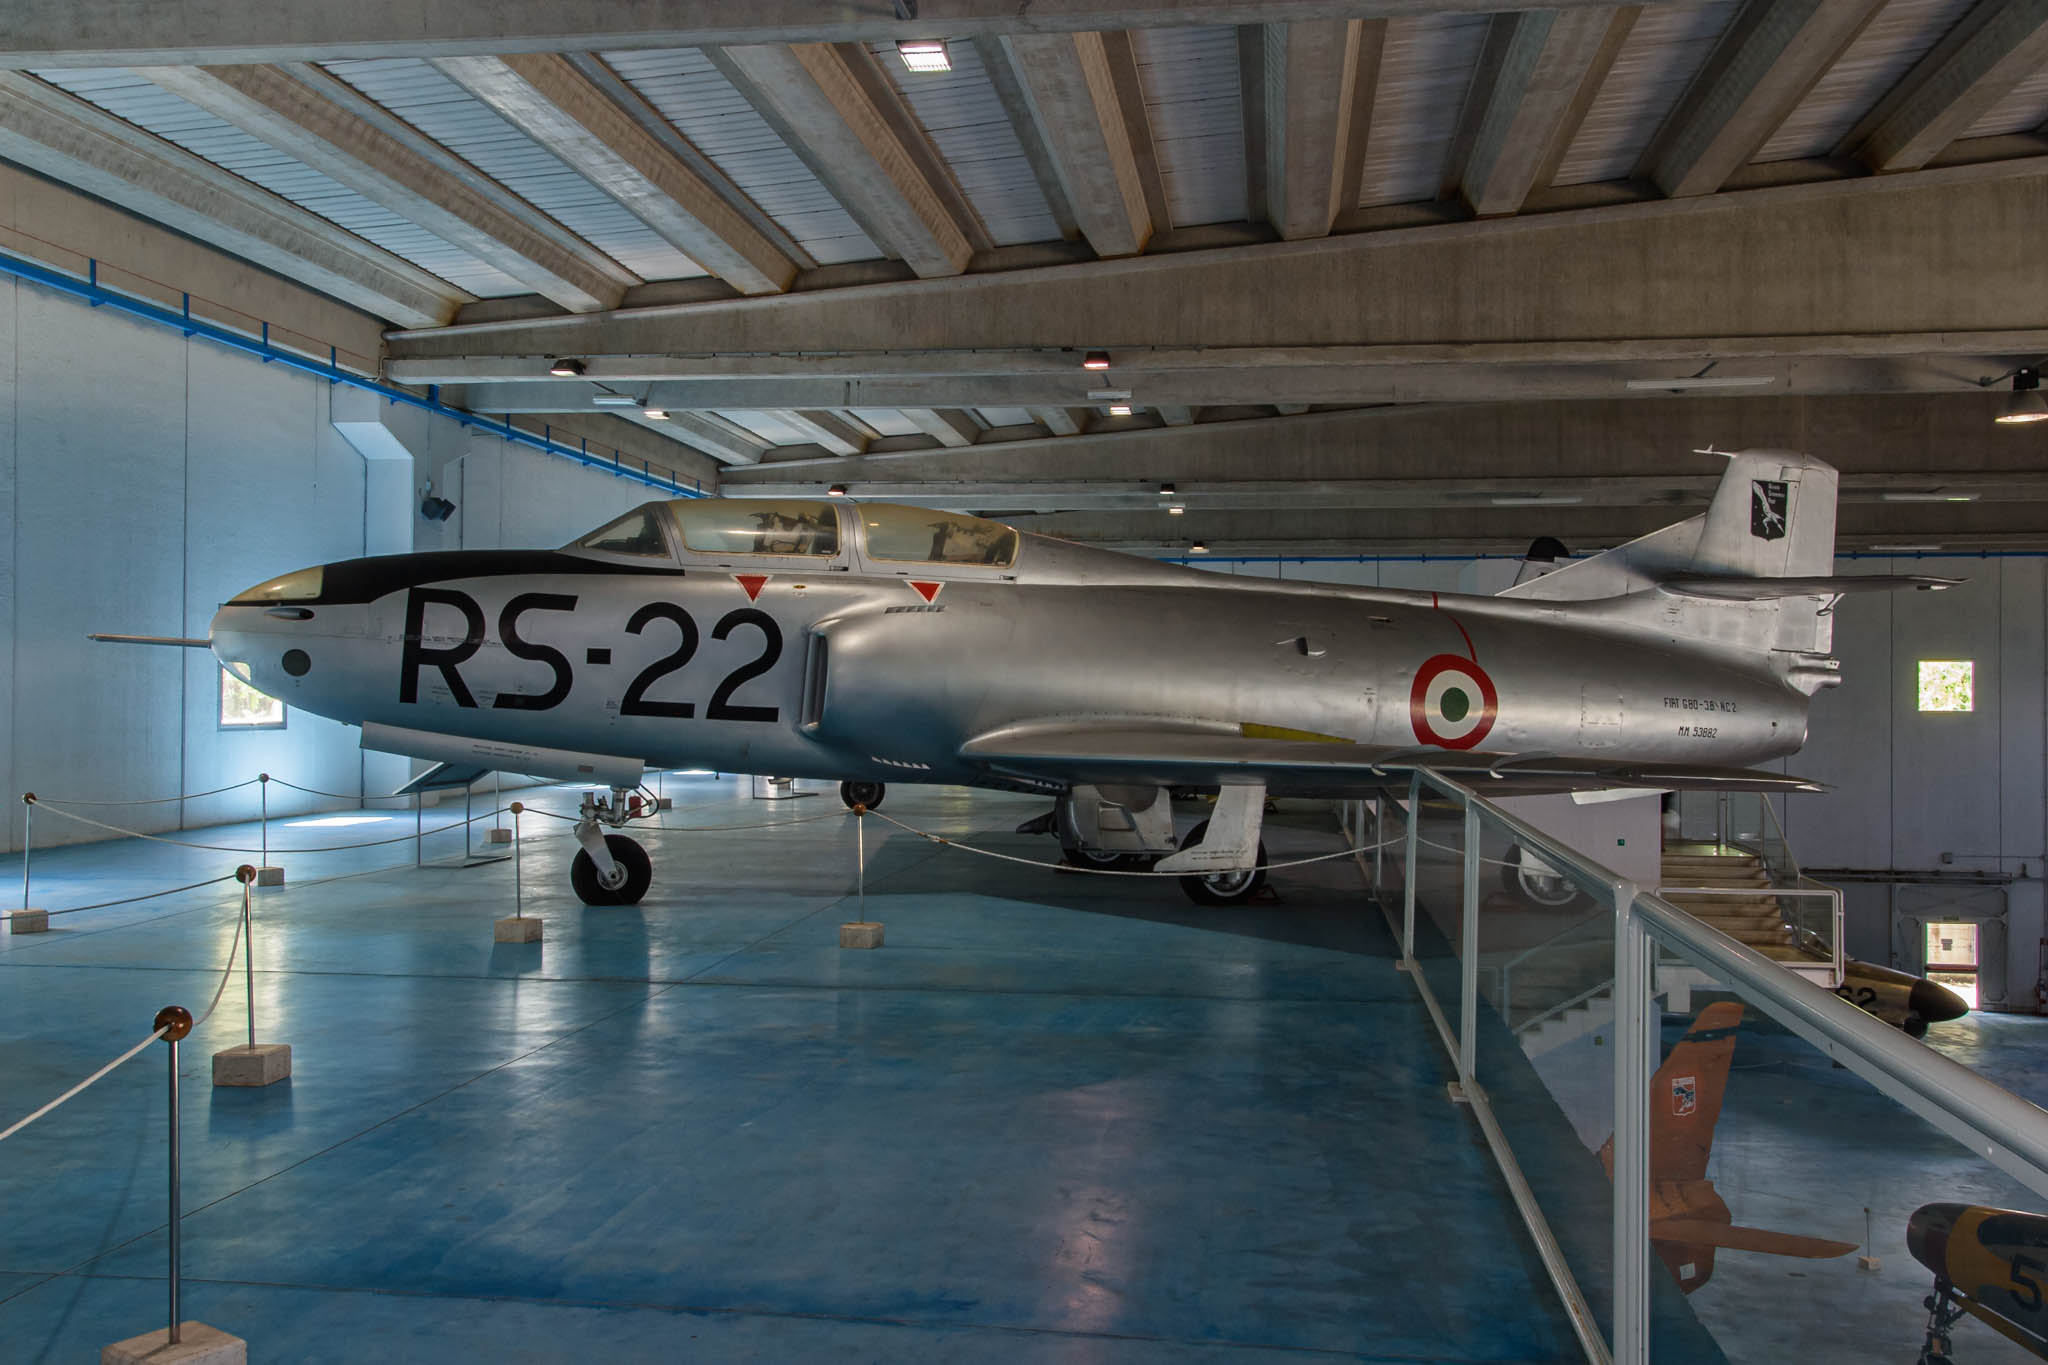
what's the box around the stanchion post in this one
[839,805,883,949]
[495,803,540,942]
[214,865,290,1087]
[11,794,46,933]
[103,1006,244,1363]
[254,774,283,886]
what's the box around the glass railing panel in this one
[1470,799,1621,1352]
[1640,926,2046,1363]
[1406,778,1471,1042]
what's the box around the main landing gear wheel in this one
[841,780,886,811]
[571,834,652,906]
[1501,844,1589,911]
[1177,818,1268,907]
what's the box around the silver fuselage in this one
[211,521,1812,796]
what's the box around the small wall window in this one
[220,668,286,729]
[1917,660,1974,713]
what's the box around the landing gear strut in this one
[571,787,653,905]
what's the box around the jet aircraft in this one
[204,449,1951,906]
[1909,1202,2048,1362]
[1837,958,1971,1038]
[1600,1001,1856,1292]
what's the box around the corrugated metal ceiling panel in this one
[1359,12,1491,207]
[1552,2,1738,186]
[601,48,881,266]
[321,58,706,282]
[1963,61,2048,138]
[1129,25,1246,227]
[861,39,1058,246]
[1757,0,1977,161]
[32,67,526,295]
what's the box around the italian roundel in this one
[1409,653,1498,749]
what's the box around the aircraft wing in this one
[1650,1219,1856,1260]
[958,724,1824,795]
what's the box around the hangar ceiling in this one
[3,0,2047,555]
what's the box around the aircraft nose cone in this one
[1911,977,1971,1023]
[1908,1202,1965,1275]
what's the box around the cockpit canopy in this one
[568,499,1020,569]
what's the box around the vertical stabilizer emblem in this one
[1750,480,1788,540]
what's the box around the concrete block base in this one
[213,1043,291,1088]
[254,866,285,887]
[9,908,49,933]
[102,1321,245,1364]
[654,797,674,811]
[495,915,542,943]
[485,827,513,844]
[839,921,884,950]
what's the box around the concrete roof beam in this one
[1457,7,1635,218]
[432,54,798,295]
[996,31,1154,258]
[772,409,869,456]
[709,42,973,279]
[135,64,633,313]
[0,71,464,326]
[901,407,983,447]
[1846,0,2048,173]
[1253,19,1380,239]
[1641,0,1886,199]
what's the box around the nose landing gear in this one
[571,787,655,905]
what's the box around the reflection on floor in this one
[4,780,1596,1364]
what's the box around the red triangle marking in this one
[908,580,943,604]
[734,574,768,602]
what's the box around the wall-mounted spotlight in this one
[896,39,951,72]
[548,357,586,377]
[1082,350,1111,371]
[420,493,456,522]
[1996,367,2048,425]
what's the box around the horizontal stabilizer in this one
[394,762,493,796]
[1651,1219,1856,1259]
[87,633,212,648]
[1661,574,1960,601]
[961,724,1823,796]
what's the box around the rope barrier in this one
[263,776,385,801]
[20,778,261,808]
[41,873,240,918]
[521,806,849,834]
[0,887,246,1145]
[31,801,513,854]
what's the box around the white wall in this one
[0,277,663,851]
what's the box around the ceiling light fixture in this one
[1082,350,1111,371]
[1996,367,2048,425]
[1159,482,1176,496]
[1166,504,1185,516]
[896,39,951,72]
[642,407,669,420]
[548,357,586,377]
[1880,491,1978,503]
[828,484,848,496]
[1108,403,1133,417]
[1490,494,1585,507]
[1870,543,1943,553]
[1188,541,1209,554]
[1622,375,1775,390]
[591,393,639,407]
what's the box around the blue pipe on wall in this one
[0,245,707,498]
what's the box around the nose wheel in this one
[841,780,886,810]
[571,834,651,905]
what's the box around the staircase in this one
[1658,845,1817,965]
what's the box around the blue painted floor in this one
[3,780,1597,1363]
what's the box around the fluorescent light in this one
[1082,350,1111,370]
[1996,390,2048,424]
[1166,504,1185,515]
[642,407,669,420]
[548,358,585,377]
[286,815,390,828]
[1490,494,1585,507]
[1189,541,1209,554]
[1623,376,1776,390]
[1108,404,1133,416]
[591,394,638,407]
[1085,389,1131,401]
[1881,491,1978,503]
[896,39,951,72]
[1870,543,1943,553]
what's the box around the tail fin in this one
[1647,1001,1742,1183]
[1499,450,1838,603]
